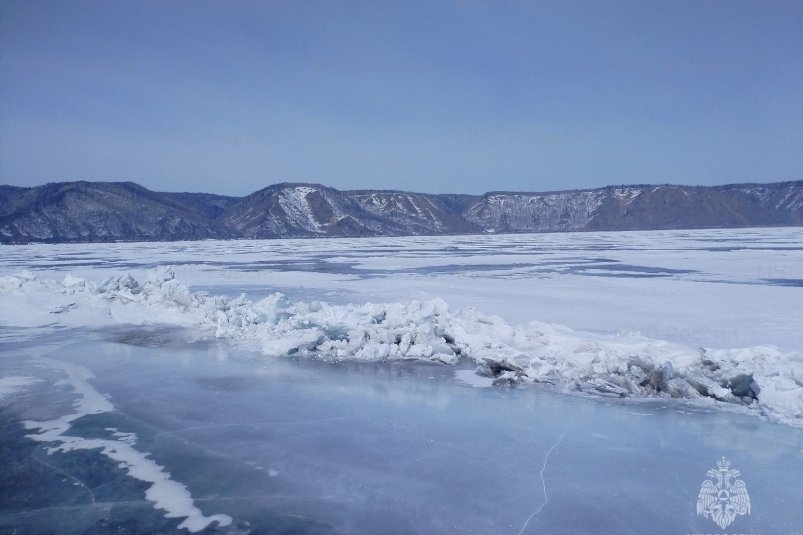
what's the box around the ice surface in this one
[1,334,801,534]
[1,228,802,533]
[22,357,232,532]
[454,368,494,388]
[2,228,801,351]
[0,375,41,398]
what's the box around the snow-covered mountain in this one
[1,180,801,243]
[464,188,639,232]
[0,182,236,243]
[220,183,364,238]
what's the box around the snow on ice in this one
[21,357,233,533]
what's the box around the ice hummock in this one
[1,266,801,427]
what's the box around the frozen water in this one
[0,331,800,534]
[1,228,802,533]
[2,227,801,350]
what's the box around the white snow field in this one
[1,227,802,534]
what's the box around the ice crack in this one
[23,357,232,533]
[517,431,566,535]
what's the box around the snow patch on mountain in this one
[465,191,607,232]
[277,186,326,233]
[352,192,450,233]
[611,188,642,203]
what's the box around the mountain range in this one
[1,180,801,243]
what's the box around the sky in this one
[1,1,801,196]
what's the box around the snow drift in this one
[1,267,801,427]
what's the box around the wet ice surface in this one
[1,228,802,534]
[1,328,801,535]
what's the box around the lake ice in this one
[1,228,801,534]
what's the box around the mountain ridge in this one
[1,180,801,243]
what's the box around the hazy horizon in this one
[3,176,802,198]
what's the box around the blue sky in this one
[1,0,801,195]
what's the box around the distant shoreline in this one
[2,180,801,244]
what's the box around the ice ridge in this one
[2,267,801,427]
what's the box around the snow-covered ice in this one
[2,227,801,351]
[0,375,41,398]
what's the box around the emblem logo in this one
[696,457,751,529]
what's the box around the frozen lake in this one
[1,228,802,534]
[3,227,802,350]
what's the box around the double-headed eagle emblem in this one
[696,457,751,529]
